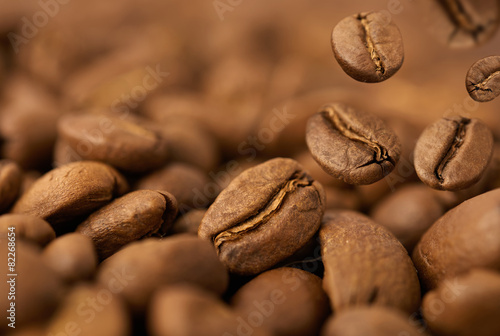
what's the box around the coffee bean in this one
[331,12,404,83]
[170,209,206,235]
[97,235,228,312]
[422,269,500,336]
[321,306,424,336]
[421,0,499,49]
[320,210,421,314]
[371,184,445,252]
[42,233,97,283]
[413,188,500,290]
[198,158,325,275]
[306,103,401,185]
[149,285,271,336]
[231,267,330,336]
[0,160,22,213]
[12,161,128,232]
[414,116,493,191]
[57,113,169,173]
[46,285,130,336]
[76,190,178,259]
[466,55,500,102]
[0,214,55,247]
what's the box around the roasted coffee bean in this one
[231,267,330,336]
[46,285,131,336]
[414,116,493,191]
[0,160,22,213]
[136,163,212,210]
[371,184,445,252]
[12,161,128,232]
[198,158,325,275]
[0,214,55,247]
[57,113,169,173]
[421,0,499,49]
[321,306,425,336]
[422,269,500,336]
[170,209,206,235]
[331,12,404,83]
[42,233,97,283]
[76,190,178,259]
[0,240,64,332]
[466,55,500,102]
[149,285,271,336]
[97,235,228,312]
[413,188,500,290]
[306,103,401,185]
[320,210,420,314]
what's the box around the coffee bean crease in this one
[435,118,469,183]
[437,0,490,41]
[358,14,385,76]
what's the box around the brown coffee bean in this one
[422,269,500,336]
[320,210,421,314]
[57,113,169,173]
[42,233,97,283]
[421,0,499,49]
[231,267,330,336]
[198,158,325,275]
[149,285,271,336]
[170,209,206,235]
[46,285,131,336]
[414,116,493,191]
[306,103,401,185]
[76,190,178,259]
[413,188,500,290]
[0,240,64,332]
[97,235,228,312]
[136,163,213,210]
[12,161,128,232]
[466,55,500,102]
[0,160,22,213]
[0,214,55,247]
[321,306,425,336]
[331,12,404,83]
[371,184,445,252]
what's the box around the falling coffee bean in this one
[198,158,325,275]
[466,55,500,102]
[414,116,493,191]
[331,12,404,83]
[306,103,401,185]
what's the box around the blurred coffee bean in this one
[12,161,128,232]
[466,55,500,102]
[413,188,500,290]
[323,186,361,211]
[42,233,97,283]
[320,210,420,314]
[321,306,425,336]
[371,184,445,252]
[170,209,206,235]
[0,214,55,247]
[97,235,228,312]
[199,158,325,275]
[77,190,178,259]
[0,160,22,213]
[149,285,271,336]
[46,285,131,336]
[231,267,330,336]
[331,12,404,83]
[136,163,212,211]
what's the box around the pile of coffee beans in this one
[0,1,500,335]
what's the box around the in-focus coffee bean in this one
[466,55,500,102]
[413,188,500,290]
[306,103,401,185]
[320,210,421,314]
[414,116,493,191]
[76,190,178,259]
[331,12,404,83]
[198,158,325,275]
